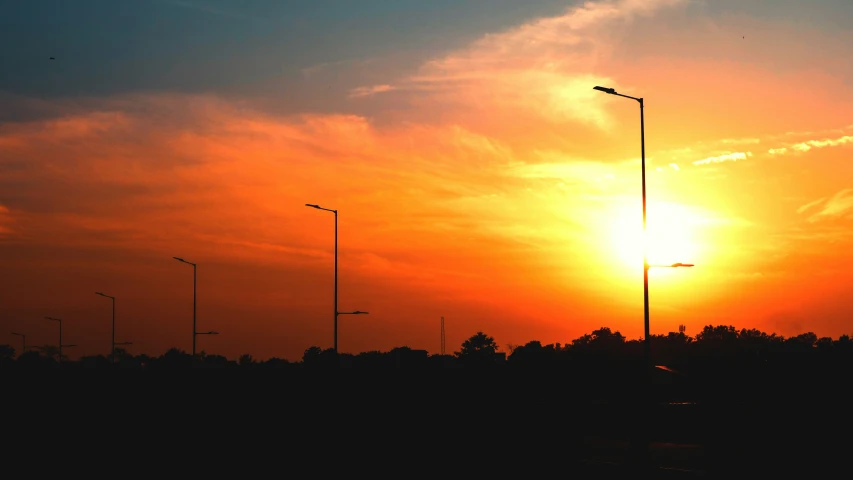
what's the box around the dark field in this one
[6,373,848,478]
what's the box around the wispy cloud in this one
[806,189,853,223]
[768,133,853,155]
[349,84,396,98]
[797,196,828,214]
[365,0,688,129]
[692,151,752,166]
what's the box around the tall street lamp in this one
[95,292,117,358]
[173,256,200,357]
[11,332,25,356]
[45,317,62,362]
[594,85,659,371]
[305,203,340,352]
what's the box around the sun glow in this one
[608,201,699,270]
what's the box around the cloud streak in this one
[359,0,688,129]
[692,151,752,166]
[805,189,853,223]
[349,84,396,98]
[768,133,853,155]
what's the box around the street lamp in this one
[95,292,119,358]
[45,317,62,362]
[11,332,25,356]
[173,256,203,357]
[305,203,341,352]
[594,84,659,371]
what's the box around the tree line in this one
[4,324,851,374]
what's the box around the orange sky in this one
[2,0,853,360]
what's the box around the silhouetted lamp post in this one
[45,317,63,362]
[11,332,25,356]
[594,84,661,371]
[173,256,203,357]
[305,203,341,352]
[95,292,117,358]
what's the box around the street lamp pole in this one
[593,85,652,370]
[173,257,198,357]
[11,332,25,356]
[95,292,116,358]
[305,204,339,352]
[45,317,62,362]
[595,86,697,467]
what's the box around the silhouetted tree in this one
[302,346,338,367]
[456,332,499,366]
[508,340,564,367]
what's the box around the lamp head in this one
[593,86,617,94]
[305,204,320,209]
[173,256,184,262]
[11,332,22,336]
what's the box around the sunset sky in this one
[2,0,853,361]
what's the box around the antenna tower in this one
[440,316,446,355]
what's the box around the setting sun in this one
[608,201,699,269]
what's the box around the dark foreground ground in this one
[5,372,849,478]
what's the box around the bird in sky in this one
[49,57,55,60]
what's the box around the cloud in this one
[806,188,853,223]
[791,135,853,151]
[368,0,688,129]
[692,151,752,166]
[349,84,396,98]
[669,163,680,171]
[797,196,828,214]
[0,94,568,263]
[767,133,853,155]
